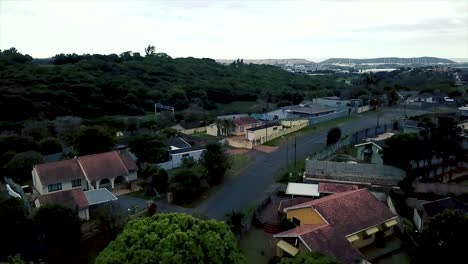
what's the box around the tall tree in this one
[200,143,231,185]
[39,137,63,155]
[128,135,168,164]
[144,45,155,56]
[326,127,342,146]
[73,126,116,155]
[95,213,246,264]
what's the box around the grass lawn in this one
[227,154,250,177]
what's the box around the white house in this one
[157,146,206,170]
[32,151,137,195]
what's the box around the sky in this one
[0,0,467,60]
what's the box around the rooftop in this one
[78,151,130,182]
[169,145,206,154]
[233,116,262,126]
[304,160,405,186]
[275,189,396,264]
[37,188,89,209]
[318,182,359,194]
[246,122,281,131]
[84,188,118,206]
[422,197,468,218]
[285,182,319,197]
[284,104,336,115]
[34,158,85,186]
[169,137,191,150]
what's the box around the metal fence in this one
[309,122,392,161]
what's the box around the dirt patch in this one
[254,145,279,153]
[227,148,251,155]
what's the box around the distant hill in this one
[320,57,455,65]
[216,58,316,65]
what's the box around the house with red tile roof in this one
[35,188,90,220]
[32,151,137,195]
[274,189,398,264]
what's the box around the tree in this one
[126,117,139,135]
[225,210,245,236]
[382,133,421,171]
[169,168,206,204]
[144,45,156,56]
[150,168,169,194]
[326,127,342,146]
[95,213,246,264]
[413,209,468,264]
[370,98,379,109]
[200,143,231,186]
[0,198,33,261]
[278,252,339,264]
[53,116,81,145]
[33,205,82,263]
[128,135,169,164]
[39,137,63,155]
[21,120,51,141]
[4,151,43,183]
[73,126,116,155]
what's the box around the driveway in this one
[196,108,429,220]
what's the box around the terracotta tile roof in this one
[233,116,261,126]
[278,197,313,212]
[78,151,128,182]
[275,224,327,237]
[276,189,396,264]
[34,159,85,186]
[37,188,89,210]
[318,183,359,194]
[118,154,137,172]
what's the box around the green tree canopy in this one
[326,127,342,146]
[73,126,116,155]
[128,135,169,164]
[413,209,468,264]
[4,151,43,183]
[200,143,231,186]
[96,213,246,264]
[279,252,339,264]
[33,205,82,263]
[38,137,63,155]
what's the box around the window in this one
[240,126,244,132]
[182,153,190,158]
[48,183,62,192]
[273,127,278,131]
[292,217,301,226]
[72,179,82,187]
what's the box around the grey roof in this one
[246,122,281,131]
[422,197,468,218]
[170,145,206,155]
[283,104,336,115]
[304,160,405,186]
[169,137,191,149]
[84,188,118,206]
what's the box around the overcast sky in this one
[1,0,467,60]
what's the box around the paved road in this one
[196,107,428,219]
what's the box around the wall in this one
[156,149,205,170]
[206,124,218,136]
[413,208,423,232]
[180,126,207,135]
[355,144,383,165]
[246,125,283,141]
[126,171,138,181]
[78,208,90,221]
[308,110,348,125]
[357,105,371,113]
[32,169,47,194]
[225,137,253,149]
[413,182,468,195]
[286,208,326,225]
[351,226,395,249]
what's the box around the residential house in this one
[413,197,468,232]
[283,104,336,118]
[318,182,358,196]
[231,116,263,136]
[246,122,283,143]
[303,160,405,187]
[311,96,351,110]
[32,151,137,195]
[157,137,206,170]
[206,115,263,136]
[354,133,394,165]
[458,105,468,118]
[274,189,398,263]
[35,188,90,220]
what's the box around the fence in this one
[309,122,392,161]
[413,182,468,196]
[180,126,207,135]
[308,110,348,125]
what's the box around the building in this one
[274,189,397,263]
[354,133,394,165]
[458,105,468,118]
[318,182,358,196]
[206,116,263,136]
[303,160,405,187]
[35,188,90,220]
[246,122,283,143]
[283,104,337,118]
[413,197,468,232]
[157,137,206,170]
[285,182,320,198]
[32,151,137,195]
[312,96,351,109]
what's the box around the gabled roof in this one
[169,145,206,154]
[278,197,312,212]
[318,182,358,194]
[78,151,129,182]
[422,197,468,218]
[276,189,396,264]
[233,116,261,126]
[119,154,138,172]
[169,137,191,149]
[37,188,89,209]
[34,159,85,186]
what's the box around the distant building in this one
[312,96,351,109]
[402,120,424,134]
[354,133,395,165]
[157,137,206,170]
[207,116,263,136]
[283,104,336,118]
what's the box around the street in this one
[196,108,428,219]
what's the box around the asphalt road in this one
[196,107,429,220]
